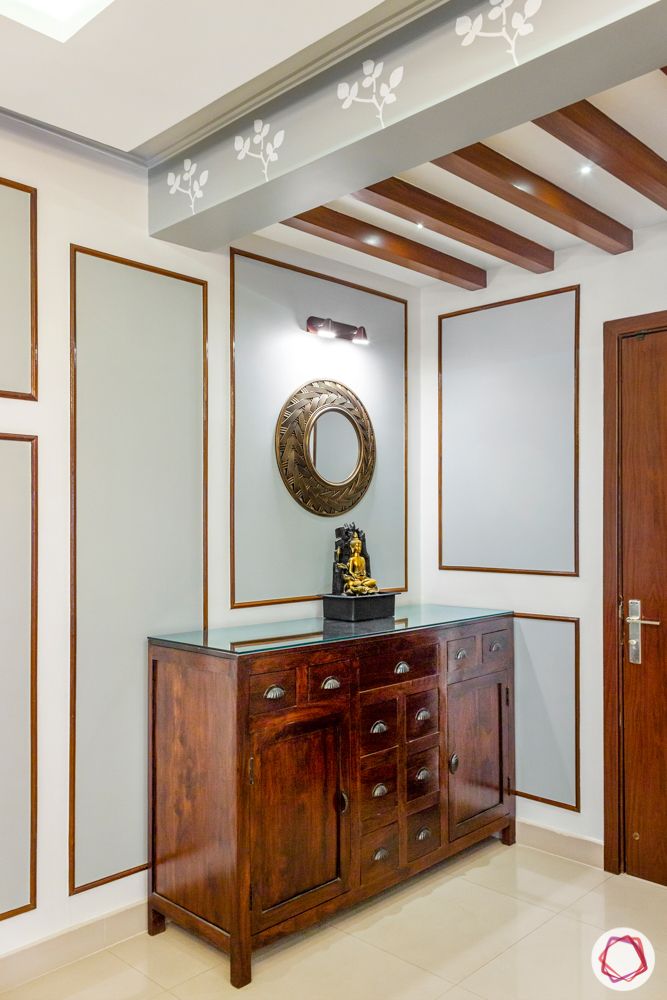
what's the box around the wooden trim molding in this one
[230,248,408,609]
[603,307,667,874]
[513,613,580,813]
[69,245,208,894]
[0,176,38,401]
[438,286,580,576]
[0,433,38,922]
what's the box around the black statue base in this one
[322,592,396,622]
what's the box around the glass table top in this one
[150,604,512,656]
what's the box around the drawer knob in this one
[340,790,350,814]
[394,660,410,675]
[321,675,342,690]
[490,641,503,653]
[416,826,432,842]
[449,752,460,774]
[370,720,389,734]
[263,684,286,701]
[415,708,431,723]
[373,847,389,862]
[455,648,467,660]
[415,767,431,782]
[372,783,389,798]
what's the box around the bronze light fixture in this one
[306,316,369,345]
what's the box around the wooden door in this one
[447,671,511,840]
[250,707,352,931]
[615,327,667,884]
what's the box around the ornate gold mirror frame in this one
[275,379,376,516]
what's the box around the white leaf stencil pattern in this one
[337,59,404,128]
[456,0,542,66]
[234,119,285,182]
[166,159,209,215]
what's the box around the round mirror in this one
[309,409,360,484]
[275,379,376,517]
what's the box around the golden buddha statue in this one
[337,533,379,596]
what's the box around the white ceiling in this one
[0,0,387,150]
[265,70,667,287]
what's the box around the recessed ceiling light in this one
[416,222,424,230]
[0,0,115,42]
[580,164,593,175]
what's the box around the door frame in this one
[603,308,667,874]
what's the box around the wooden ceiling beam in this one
[353,176,554,273]
[535,100,667,211]
[283,206,486,289]
[434,144,633,255]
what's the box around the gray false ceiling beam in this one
[353,176,554,273]
[534,100,667,211]
[283,206,486,288]
[434,144,633,255]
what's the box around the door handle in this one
[626,599,661,664]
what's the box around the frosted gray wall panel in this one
[74,253,204,889]
[0,438,34,916]
[233,254,406,605]
[514,617,578,809]
[0,181,34,397]
[440,290,577,573]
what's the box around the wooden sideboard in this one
[147,605,515,988]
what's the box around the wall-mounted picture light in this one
[306,316,369,345]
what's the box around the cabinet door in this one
[447,671,511,841]
[250,707,352,932]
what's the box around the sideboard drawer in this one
[359,697,399,756]
[361,823,400,885]
[482,629,511,669]
[359,642,438,691]
[407,804,441,862]
[249,669,296,716]
[407,746,439,801]
[447,635,479,677]
[307,661,351,701]
[360,749,398,822]
[406,688,439,742]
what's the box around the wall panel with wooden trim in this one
[0,434,37,920]
[70,248,207,893]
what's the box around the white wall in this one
[0,118,420,957]
[419,221,667,844]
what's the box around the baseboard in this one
[0,902,146,993]
[516,820,604,869]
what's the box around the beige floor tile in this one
[442,990,487,999]
[461,914,667,1000]
[564,872,667,951]
[460,845,610,912]
[333,874,553,982]
[110,925,225,989]
[1,950,164,1000]
[172,924,451,1000]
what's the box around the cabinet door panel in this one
[448,672,510,840]
[251,709,351,931]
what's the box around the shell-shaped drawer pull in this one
[416,826,432,842]
[415,767,431,782]
[394,660,410,675]
[415,708,431,723]
[321,675,341,690]
[263,684,286,701]
[372,783,389,798]
[370,720,389,735]
[490,641,503,653]
[455,648,467,661]
[373,847,390,863]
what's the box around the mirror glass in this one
[309,410,359,484]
